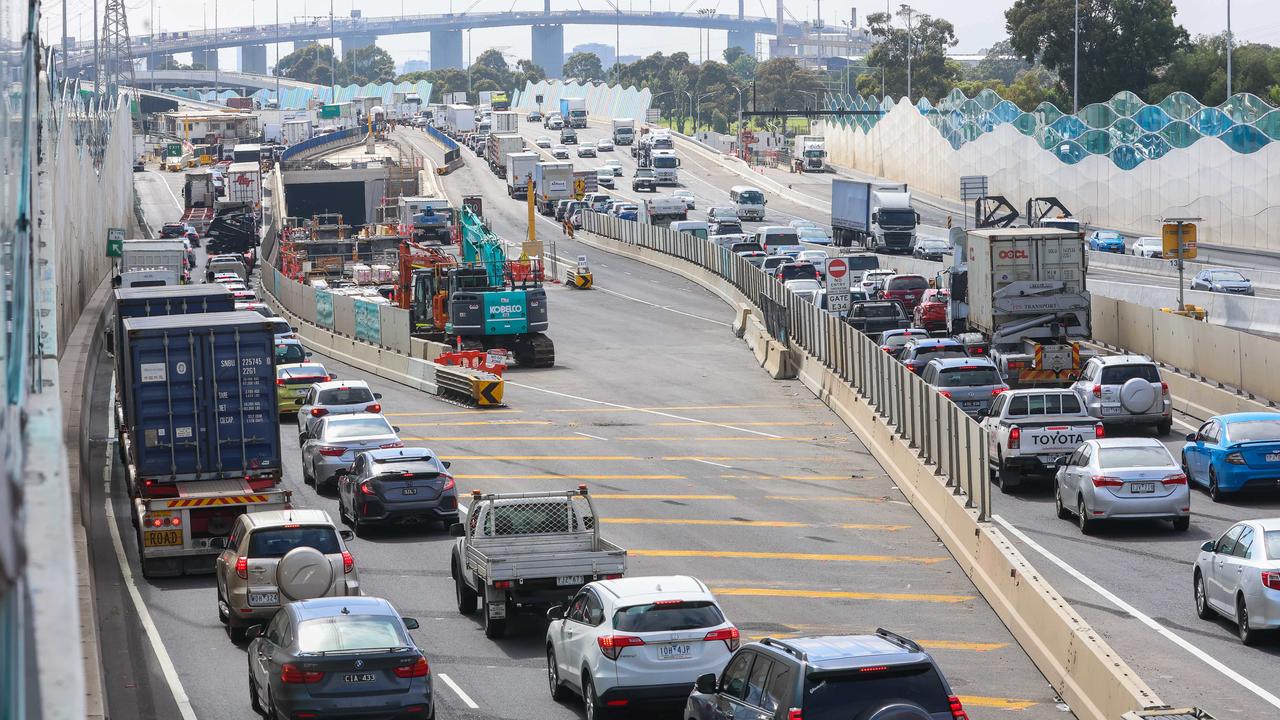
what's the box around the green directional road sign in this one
[106,227,125,257]
[165,142,182,157]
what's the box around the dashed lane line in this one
[590,494,736,500]
[442,455,642,461]
[400,435,591,441]
[691,458,732,469]
[384,409,521,416]
[630,549,946,564]
[710,587,975,603]
[437,673,480,710]
[573,431,609,441]
[455,474,685,480]
[767,495,887,503]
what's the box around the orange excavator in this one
[394,240,457,335]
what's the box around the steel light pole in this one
[1073,0,1079,113]
[1226,0,1234,99]
[695,91,717,132]
[897,4,914,101]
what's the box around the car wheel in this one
[226,616,247,643]
[454,562,478,615]
[547,646,569,701]
[353,513,369,538]
[1173,516,1190,531]
[1238,595,1260,646]
[217,582,229,624]
[302,460,314,486]
[1157,419,1172,435]
[337,493,351,525]
[248,665,265,715]
[999,466,1020,495]
[583,674,604,720]
[1077,497,1096,535]
[1054,481,1071,520]
[1209,468,1224,503]
[1194,570,1215,620]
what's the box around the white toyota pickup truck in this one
[981,388,1102,493]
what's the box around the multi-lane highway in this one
[99,143,1074,719]
[404,119,1280,718]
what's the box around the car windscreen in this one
[857,304,901,318]
[1224,419,1280,443]
[247,526,341,558]
[317,387,376,405]
[1099,364,1161,384]
[780,265,814,280]
[1208,271,1246,282]
[883,333,924,349]
[276,344,307,363]
[803,665,950,718]
[612,601,725,633]
[915,348,967,361]
[296,616,410,653]
[1098,446,1174,468]
[323,416,395,440]
[280,365,328,381]
[886,276,928,291]
[763,231,799,245]
[269,320,291,334]
[937,366,1002,387]
[738,191,764,204]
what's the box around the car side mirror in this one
[334,468,349,477]
[546,605,565,621]
[374,393,383,399]
[1201,540,1216,553]
[209,537,228,550]
[305,352,313,357]
[393,426,401,433]
[1185,432,1197,442]
[449,523,466,537]
[245,624,265,640]
[339,530,354,541]
[1054,455,1070,467]
[402,617,420,630]
[329,372,337,379]
[695,672,718,694]
[443,461,451,469]
[291,326,298,333]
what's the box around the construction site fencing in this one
[280,127,364,163]
[263,267,415,355]
[580,211,990,520]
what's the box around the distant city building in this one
[770,24,874,68]
[567,42,615,67]
[401,59,430,74]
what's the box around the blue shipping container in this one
[121,311,281,483]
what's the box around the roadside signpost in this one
[827,257,851,313]
[106,227,125,257]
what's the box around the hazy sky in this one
[45,0,1280,69]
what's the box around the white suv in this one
[546,576,738,719]
[1070,355,1172,434]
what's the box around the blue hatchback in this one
[1087,230,1126,253]
[1182,412,1280,501]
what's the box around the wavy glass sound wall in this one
[825,89,1280,171]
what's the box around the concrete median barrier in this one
[578,226,1167,720]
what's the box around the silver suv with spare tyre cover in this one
[1070,355,1172,434]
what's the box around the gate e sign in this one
[826,257,851,312]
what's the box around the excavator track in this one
[526,333,555,368]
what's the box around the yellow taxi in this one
[276,362,331,415]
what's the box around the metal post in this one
[215,0,220,97]
[1226,0,1234,99]
[1176,221,1186,311]
[1073,0,1079,113]
[275,0,280,106]
[330,0,336,99]
[93,0,99,89]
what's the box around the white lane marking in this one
[591,285,729,326]
[102,376,199,720]
[146,169,185,210]
[573,431,609,441]
[503,382,783,439]
[691,458,732,469]
[438,673,480,709]
[993,514,1280,711]
[1173,416,1198,432]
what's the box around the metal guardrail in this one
[581,211,990,519]
[280,126,363,162]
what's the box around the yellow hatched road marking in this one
[631,549,945,564]
[710,587,974,603]
[457,474,684,480]
[590,494,736,500]
[957,696,1038,710]
[599,518,908,531]
[745,632,1007,652]
[780,475,863,480]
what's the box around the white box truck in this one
[949,227,1094,386]
[611,118,635,145]
[445,103,476,135]
[223,162,262,208]
[533,161,574,215]
[118,239,186,287]
[491,111,519,135]
[506,151,539,199]
[830,178,918,253]
[795,134,827,172]
[559,97,588,128]
[487,134,525,177]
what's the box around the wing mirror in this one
[339,530,355,541]
[245,624,265,640]
[443,461,452,469]
[402,617,420,630]
[393,426,402,433]
[449,523,466,537]
[1054,455,1071,467]
[546,605,565,621]
[209,537,228,550]
[1185,432,1198,442]
[374,393,383,399]
[1201,540,1216,553]
[695,673,718,694]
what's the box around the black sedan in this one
[336,447,459,535]
[912,238,952,261]
[247,596,433,720]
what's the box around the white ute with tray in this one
[450,487,627,638]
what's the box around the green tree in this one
[428,68,469,102]
[693,61,739,130]
[970,39,1031,84]
[396,70,437,84]
[562,51,605,82]
[668,68,691,132]
[513,59,547,88]
[341,46,396,85]
[754,57,824,111]
[1148,36,1280,105]
[1005,0,1188,106]
[856,10,960,101]
[275,42,338,85]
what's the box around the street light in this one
[695,90,718,132]
[1226,0,1234,99]
[896,3,914,101]
[1073,0,1079,113]
[797,89,818,110]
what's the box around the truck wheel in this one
[999,467,1020,494]
[226,616,248,643]
[454,563,478,615]
[483,597,508,639]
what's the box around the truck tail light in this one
[281,664,324,684]
[787,711,803,720]
[235,556,248,579]
[310,408,328,417]
[938,390,952,399]
[949,696,970,720]
[317,446,345,457]
[393,656,430,678]
[991,386,1007,396]
[1262,571,1280,591]
[169,516,182,527]
[1162,473,1188,486]
[493,580,513,589]
[342,550,355,574]
[598,635,645,660]
[703,626,740,651]
[1094,423,1105,439]
[1091,476,1124,488]
[149,516,164,528]
[1008,426,1020,450]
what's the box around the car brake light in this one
[380,441,405,449]
[1262,571,1280,591]
[342,550,355,574]
[787,711,803,720]
[276,378,286,386]
[359,481,376,496]
[281,663,324,684]
[235,556,248,579]
[366,403,382,413]
[1092,384,1102,398]
[859,665,890,673]
[597,634,645,660]
[442,475,456,491]
[310,407,328,417]
[1008,426,1020,450]
[880,345,893,353]
[991,386,1007,397]
[949,695,970,720]
[1091,475,1124,488]
[653,599,684,606]
[1161,381,1169,395]
[938,390,952,399]
[703,626,740,651]
[1162,473,1188,486]
[1226,451,1246,464]
[317,446,345,457]
[393,656,430,678]
[1094,423,1105,439]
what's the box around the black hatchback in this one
[335,447,459,535]
[685,630,968,720]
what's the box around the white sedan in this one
[551,145,570,159]
[577,143,597,158]
[597,138,615,151]
[1194,518,1280,645]
[535,136,552,148]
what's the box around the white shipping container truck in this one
[505,151,539,198]
[445,104,477,134]
[487,134,525,176]
[118,239,186,287]
[224,162,262,207]
[533,162,574,215]
[491,111,519,135]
